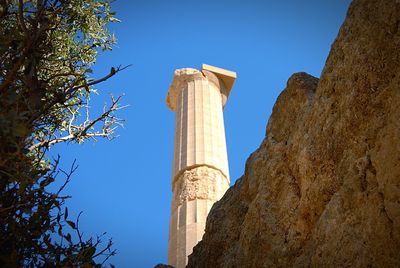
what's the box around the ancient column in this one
[166,64,236,268]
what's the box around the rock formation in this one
[187,0,400,267]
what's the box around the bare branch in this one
[76,211,84,245]
[28,65,131,125]
[80,95,121,136]
[94,65,130,84]
[29,94,126,151]
[29,134,74,151]
[93,239,115,259]
[56,159,78,195]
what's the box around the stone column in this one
[166,64,236,268]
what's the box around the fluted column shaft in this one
[172,71,230,185]
[166,67,235,268]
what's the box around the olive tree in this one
[0,0,127,266]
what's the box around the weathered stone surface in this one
[172,166,229,209]
[187,0,400,267]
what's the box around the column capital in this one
[166,64,236,111]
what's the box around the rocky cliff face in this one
[187,0,400,267]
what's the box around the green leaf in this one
[65,233,72,243]
[64,207,68,220]
[67,220,76,229]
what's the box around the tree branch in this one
[17,0,28,33]
[28,65,131,125]
[28,94,127,151]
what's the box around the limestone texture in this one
[172,167,229,209]
[187,0,400,267]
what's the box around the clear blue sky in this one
[53,0,351,267]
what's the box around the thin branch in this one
[29,93,126,151]
[44,72,78,83]
[93,239,115,259]
[17,0,28,33]
[79,95,121,136]
[67,107,77,135]
[29,64,131,124]
[56,159,78,195]
[100,244,116,266]
[69,64,131,93]
[29,134,74,151]
[76,211,84,245]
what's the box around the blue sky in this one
[53,0,351,266]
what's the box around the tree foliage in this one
[0,0,125,266]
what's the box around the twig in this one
[56,159,78,195]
